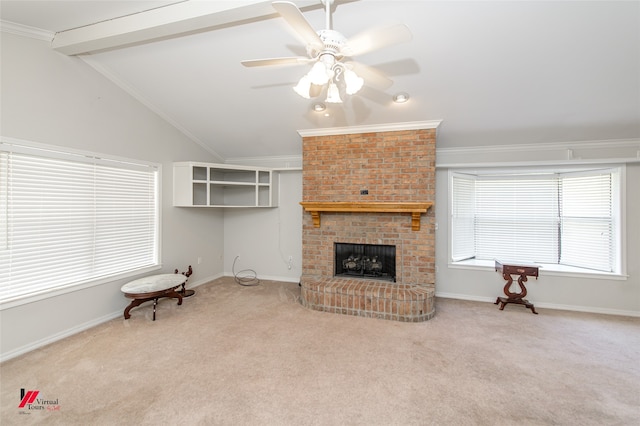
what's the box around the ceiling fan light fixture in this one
[393,92,410,103]
[293,76,312,99]
[313,102,326,112]
[325,83,342,103]
[343,68,364,95]
[307,61,331,85]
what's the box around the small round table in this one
[121,274,187,321]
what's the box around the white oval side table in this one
[121,274,186,321]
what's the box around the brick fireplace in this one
[298,121,439,322]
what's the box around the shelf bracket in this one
[411,212,422,231]
[310,211,321,228]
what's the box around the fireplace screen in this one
[334,243,396,282]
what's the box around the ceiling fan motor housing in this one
[309,29,347,60]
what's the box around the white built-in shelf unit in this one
[173,162,278,208]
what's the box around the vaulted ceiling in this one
[1,0,638,161]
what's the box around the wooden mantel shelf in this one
[299,202,433,231]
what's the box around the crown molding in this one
[224,155,303,170]
[436,138,640,168]
[297,120,443,138]
[0,20,54,41]
[437,138,640,154]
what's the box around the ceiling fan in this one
[241,0,412,104]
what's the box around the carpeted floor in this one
[1,277,639,425]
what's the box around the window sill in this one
[449,259,627,281]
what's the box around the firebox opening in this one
[334,243,396,282]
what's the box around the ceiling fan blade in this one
[241,56,313,67]
[272,1,323,50]
[346,61,394,90]
[346,23,412,57]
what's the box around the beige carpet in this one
[1,277,639,425]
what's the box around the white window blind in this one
[450,167,618,273]
[451,174,475,261]
[474,175,560,264]
[559,171,613,272]
[0,141,159,303]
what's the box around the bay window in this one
[450,166,622,275]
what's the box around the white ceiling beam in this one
[52,0,319,55]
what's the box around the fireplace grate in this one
[334,243,396,282]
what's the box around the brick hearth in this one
[301,278,435,322]
[298,122,439,322]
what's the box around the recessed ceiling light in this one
[313,103,326,112]
[393,92,410,103]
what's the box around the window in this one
[0,140,160,304]
[450,166,622,275]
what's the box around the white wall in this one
[223,170,303,283]
[434,164,640,316]
[0,32,225,360]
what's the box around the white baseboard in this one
[0,311,122,363]
[256,274,301,283]
[223,272,300,284]
[435,291,640,317]
[186,273,224,289]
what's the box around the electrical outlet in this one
[197,257,202,265]
[288,255,293,270]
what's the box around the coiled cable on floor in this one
[233,256,260,286]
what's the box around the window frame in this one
[0,138,162,309]
[447,165,627,280]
